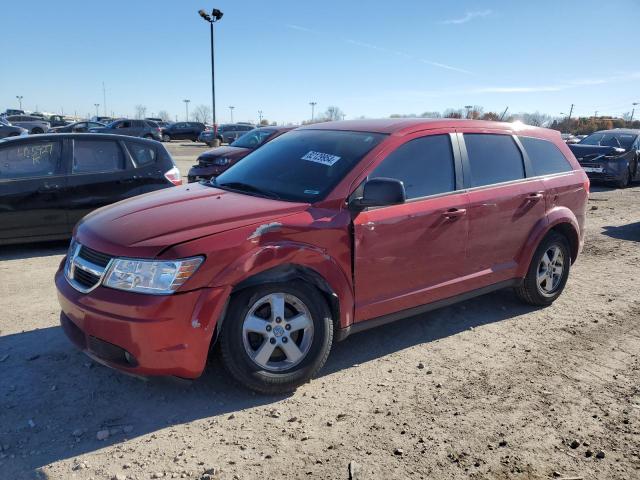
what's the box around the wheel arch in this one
[516,207,581,277]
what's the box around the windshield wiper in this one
[211,180,281,200]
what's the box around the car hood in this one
[569,144,627,161]
[75,183,308,258]
[198,146,249,162]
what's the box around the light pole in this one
[94,103,100,117]
[198,8,223,129]
[309,102,317,121]
[630,103,639,122]
[16,95,23,110]
[228,106,234,123]
[258,110,263,123]
[183,99,190,121]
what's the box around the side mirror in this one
[350,177,406,209]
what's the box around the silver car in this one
[6,115,50,134]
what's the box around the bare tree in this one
[259,119,269,126]
[134,104,147,119]
[443,108,464,119]
[324,106,344,122]
[157,110,171,122]
[192,105,212,124]
[518,111,552,127]
[420,111,442,118]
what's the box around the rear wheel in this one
[163,134,171,142]
[515,231,571,306]
[219,282,333,394]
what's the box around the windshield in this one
[579,132,636,149]
[214,129,386,202]
[231,129,276,149]
[0,117,9,126]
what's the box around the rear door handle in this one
[37,183,60,192]
[442,208,467,219]
[526,191,544,200]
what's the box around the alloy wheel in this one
[536,245,564,296]
[242,293,314,372]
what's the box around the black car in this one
[569,129,640,188]
[161,122,206,142]
[0,117,28,139]
[50,121,106,133]
[0,134,181,245]
[89,119,163,141]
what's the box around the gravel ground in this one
[1,146,639,480]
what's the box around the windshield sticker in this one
[302,150,341,167]
[304,189,320,195]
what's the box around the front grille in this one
[73,267,101,289]
[79,245,112,267]
[66,242,114,293]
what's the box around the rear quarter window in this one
[518,136,574,176]
[463,134,525,187]
[128,142,157,167]
[73,139,125,173]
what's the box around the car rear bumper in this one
[187,165,226,183]
[55,268,230,379]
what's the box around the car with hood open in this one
[55,119,588,394]
[569,129,640,187]
[188,126,295,182]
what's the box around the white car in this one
[6,115,51,134]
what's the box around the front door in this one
[353,132,469,322]
[0,137,68,243]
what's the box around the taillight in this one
[584,176,590,195]
[164,166,182,186]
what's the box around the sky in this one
[1,0,639,124]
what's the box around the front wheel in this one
[219,282,333,394]
[616,168,631,188]
[162,134,171,142]
[515,231,571,306]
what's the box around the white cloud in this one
[441,10,493,25]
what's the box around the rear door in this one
[353,131,470,321]
[0,137,68,243]
[65,137,137,228]
[458,130,546,288]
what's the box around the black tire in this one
[163,134,171,142]
[143,134,153,139]
[32,128,43,134]
[616,168,631,188]
[219,281,333,394]
[515,231,571,306]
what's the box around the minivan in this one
[56,119,588,393]
[1,133,181,245]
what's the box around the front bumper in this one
[55,269,230,379]
[187,164,226,183]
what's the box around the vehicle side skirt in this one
[335,278,521,341]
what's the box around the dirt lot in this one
[1,144,639,480]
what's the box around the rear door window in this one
[73,139,125,173]
[463,134,525,187]
[0,140,62,179]
[371,134,456,200]
[518,136,573,176]
[128,142,157,167]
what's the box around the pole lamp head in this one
[211,8,223,21]
[198,9,212,21]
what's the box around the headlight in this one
[103,257,204,295]
[213,157,230,166]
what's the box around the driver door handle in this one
[527,191,544,201]
[442,208,467,219]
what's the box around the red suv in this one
[56,119,588,393]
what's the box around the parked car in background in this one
[50,121,106,133]
[6,115,51,134]
[89,119,162,141]
[90,116,114,124]
[188,126,295,182]
[198,123,256,145]
[48,115,71,127]
[4,109,25,116]
[54,118,588,393]
[569,129,640,187]
[160,122,206,142]
[0,117,28,139]
[561,133,580,144]
[0,133,181,246]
